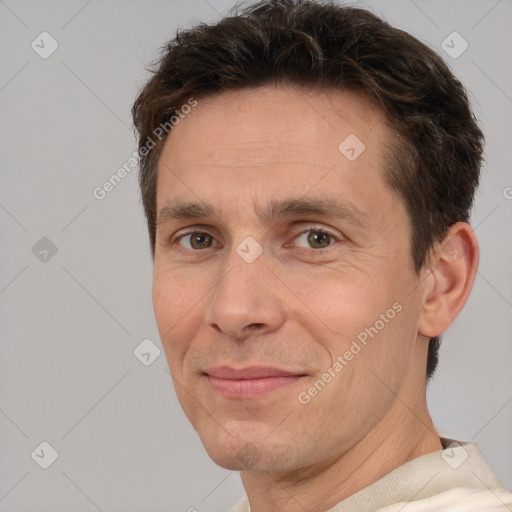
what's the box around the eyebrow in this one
[156,197,369,228]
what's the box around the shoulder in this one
[229,496,250,512]
[378,485,512,511]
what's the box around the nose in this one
[204,247,287,340]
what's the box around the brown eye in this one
[179,232,215,249]
[307,231,332,249]
[293,229,336,250]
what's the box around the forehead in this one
[156,85,395,214]
[163,85,386,161]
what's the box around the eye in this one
[177,231,218,250]
[293,228,338,250]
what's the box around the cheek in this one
[303,284,415,419]
[302,269,391,338]
[305,265,416,371]
[152,270,204,371]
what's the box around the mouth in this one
[203,365,307,399]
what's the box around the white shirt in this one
[230,438,512,511]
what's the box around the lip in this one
[205,365,302,379]
[204,365,306,398]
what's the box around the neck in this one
[240,384,442,512]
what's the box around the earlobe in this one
[418,222,479,338]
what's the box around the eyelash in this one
[289,226,340,255]
[172,225,341,255]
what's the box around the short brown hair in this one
[132,0,484,379]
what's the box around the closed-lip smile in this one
[203,365,306,398]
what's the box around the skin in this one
[151,85,479,511]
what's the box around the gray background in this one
[1,0,511,510]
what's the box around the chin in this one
[201,433,302,473]
[202,442,258,470]
[193,414,305,471]
[196,426,266,470]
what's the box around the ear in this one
[418,222,479,338]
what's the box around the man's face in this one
[152,86,428,472]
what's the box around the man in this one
[132,0,512,510]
